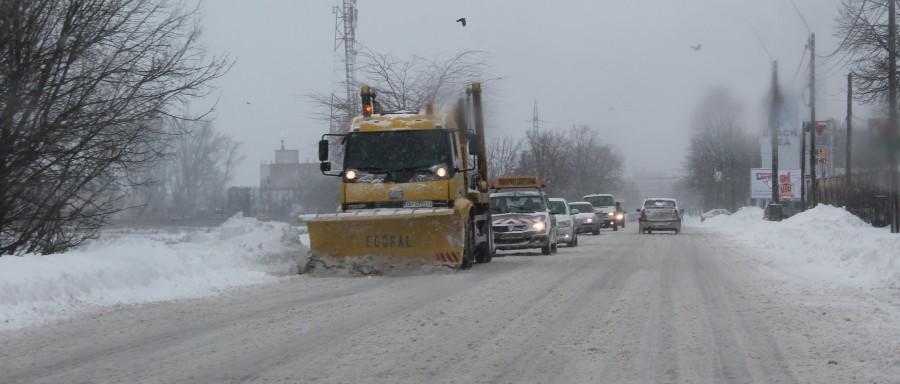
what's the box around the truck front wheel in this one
[461,219,476,269]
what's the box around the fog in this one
[188,0,858,190]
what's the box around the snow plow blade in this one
[298,208,465,266]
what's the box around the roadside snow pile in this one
[0,215,306,330]
[700,205,900,288]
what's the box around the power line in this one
[788,0,811,34]
[790,44,809,85]
[816,0,876,60]
[745,20,773,62]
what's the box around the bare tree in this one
[487,134,522,181]
[307,49,489,133]
[0,0,230,255]
[683,88,760,212]
[517,128,573,189]
[122,118,242,220]
[502,125,624,199]
[834,0,897,104]
[169,120,242,219]
[566,125,623,197]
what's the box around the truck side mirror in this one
[320,161,331,172]
[468,131,478,155]
[318,139,329,162]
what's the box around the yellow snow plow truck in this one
[298,83,494,270]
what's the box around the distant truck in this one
[583,193,623,231]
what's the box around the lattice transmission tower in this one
[331,0,358,133]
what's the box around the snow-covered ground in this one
[697,205,900,289]
[1,205,898,332]
[0,214,307,331]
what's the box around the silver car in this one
[549,198,577,247]
[568,201,600,235]
[700,208,731,222]
[490,191,559,255]
[637,198,683,235]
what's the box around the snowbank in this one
[0,215,306,330]
[699,205,900,288]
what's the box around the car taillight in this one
[640,209,647,219]
[673,209,680,220]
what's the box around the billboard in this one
[750,168,801,200]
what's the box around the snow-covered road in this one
[2,225,897,383]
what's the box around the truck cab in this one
[303,84,494,269]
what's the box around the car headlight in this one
[616,213,624,220]
[584,218,593,223]
[607,212,615,216]
[531,220,545,232]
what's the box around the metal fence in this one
[813,170,895,227]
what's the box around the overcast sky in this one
[188,0,858,187]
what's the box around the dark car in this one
[764,198,803,220]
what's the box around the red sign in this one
[779,171,795,199]
[815,121,827,135]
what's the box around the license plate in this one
[403,201,433,208]
[499,233,523,239]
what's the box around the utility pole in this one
[889,0,899,233]
[808,33,817,208]
[800,120,807,211]
[847,72,853,190]
[771,61,781,208]
[532,100,543,181]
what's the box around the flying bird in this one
[690,44,702,51]
[456,17,466,27]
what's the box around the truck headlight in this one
[616,213,624,220]
[435,166,448,178]
[607,212,615,216]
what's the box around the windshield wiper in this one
[390,166,433,173]
[353,166,388,173]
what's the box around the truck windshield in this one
[585,195,614,207]
[344,130,453,172]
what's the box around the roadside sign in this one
[750,168,800,199]
[816,121,827,135]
